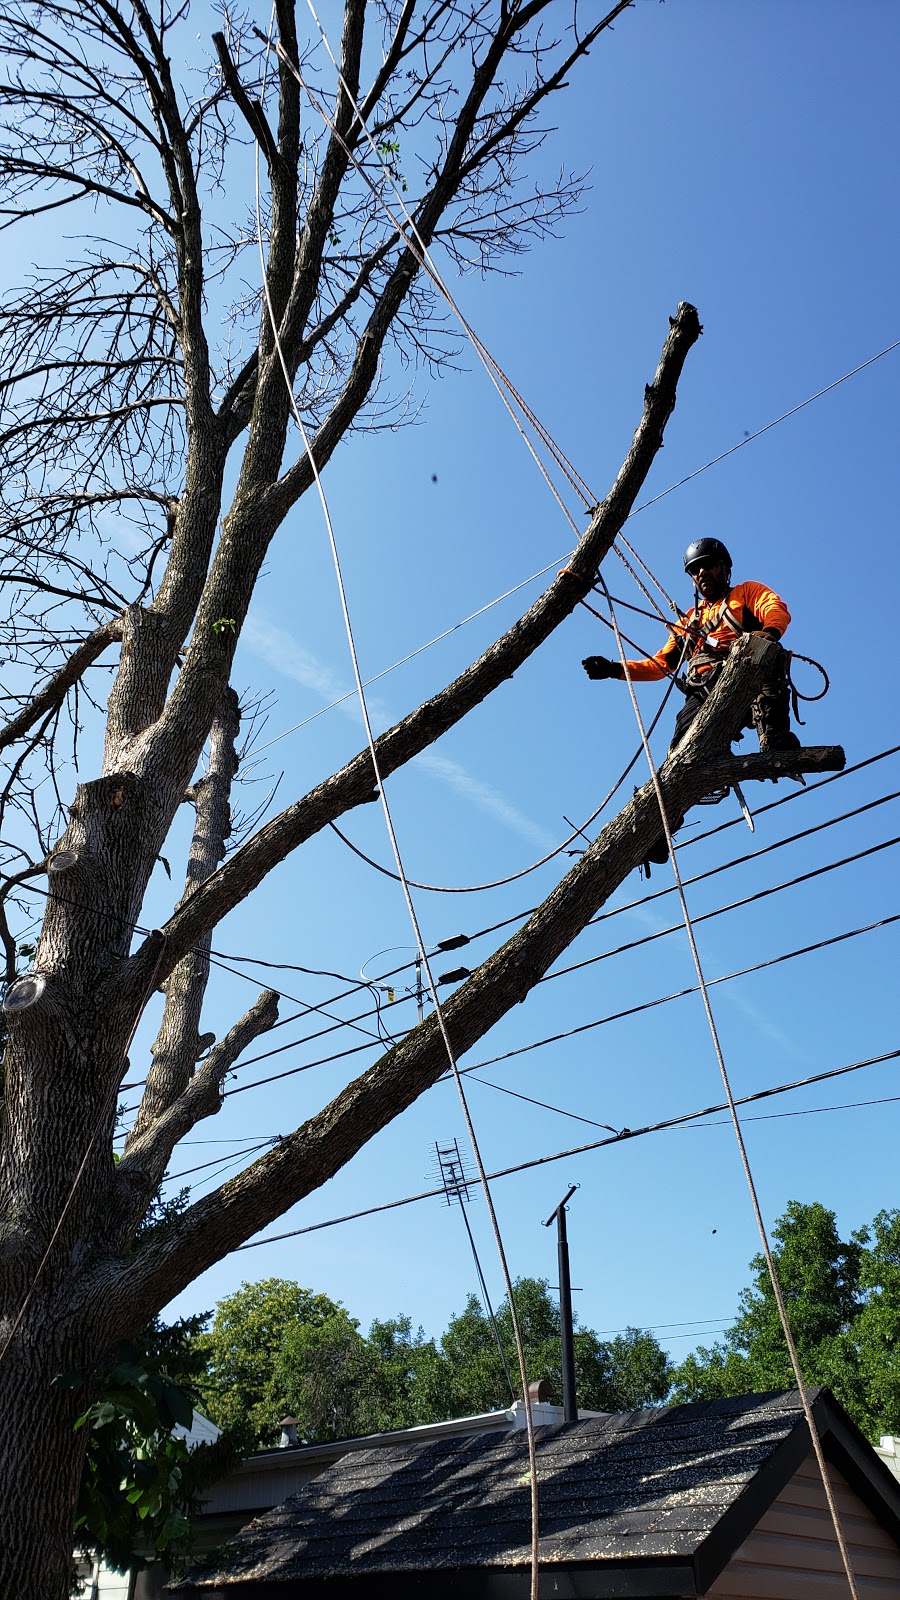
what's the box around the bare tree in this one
[0,0,843,1593]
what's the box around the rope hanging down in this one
[253,20,542,1593]
[254,20,882,1590]
[600,576,859,1599]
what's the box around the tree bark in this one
[0,1289,94,1600]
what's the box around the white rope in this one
[599,574,860,1600]
[252,20,541,1595]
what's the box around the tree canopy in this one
[196,1274,672,1448]
[671,1201,900,1442]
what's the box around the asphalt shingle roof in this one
[180,1390,824,1589]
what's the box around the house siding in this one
[707,1453,900,1597]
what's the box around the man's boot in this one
[752,662,800,753]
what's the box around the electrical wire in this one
[223,817,899,1080]
[125,748,900,1087]
[465,912,900,1078]
[164,753,899,1019]
[459,745,900,947]
[233,1046,900,1249]
[543,834,900,987]
[224,907,900,1096]
[115,823,898,1125]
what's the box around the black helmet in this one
[683,537,732,575]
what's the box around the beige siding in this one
[708,1453,900,1597]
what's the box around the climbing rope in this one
[787,652,830,725]
[254,17,544,1594]
[259,23,854,1594]
[599,576,859,1600]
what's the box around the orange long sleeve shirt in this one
[625,580,792,682]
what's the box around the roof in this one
[176,1389,900,1598]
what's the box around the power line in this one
[232,1046,900,1249]
[224,907,898,1100]
[544,834,900,988]
[224,851,898,1094]
[228,789,900,1065]
[58,779,900,1123]
[171,751,899,1036]
[464,911,900,1078]
[457,746,900,947]
[116,818,897,1127]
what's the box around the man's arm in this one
[739,580,792,640]
[583,624,685,683]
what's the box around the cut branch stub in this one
[2,974,47,1013]
[46,851,82,878]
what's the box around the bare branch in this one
[213,31,281,174]
[114,986,279,1240]
[0,618,123,753]
[148,301,703,971]
[127,688,242,1142]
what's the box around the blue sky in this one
[91,0,900,1361]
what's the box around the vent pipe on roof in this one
[279,1416,299,1448]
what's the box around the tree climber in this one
[582,537,800,868]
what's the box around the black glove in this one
[582,655,622,681]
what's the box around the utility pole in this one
[544,1184,579,1423]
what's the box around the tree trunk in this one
[0,1294,93,1600]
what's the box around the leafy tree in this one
[853,1210,900,1435]
[0,0,830,1587]
[196,1279,345,1452]
[278,1307,391,1443]
[671,1200,900,1440]
[206,1275,671,1447]
[435,1277,671,1416]
[71,1316,236,1575]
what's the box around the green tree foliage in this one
[65,1313,236,1574]
[671,1201,900,1439]
[198,1275,672,1448]
[196,1279,349,1450]
[276,1310,446,1443]
[436,1278,671,1418]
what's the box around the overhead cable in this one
[233,1047,900,1249]
[226,908,900,1095]
[228,833,898,1081]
